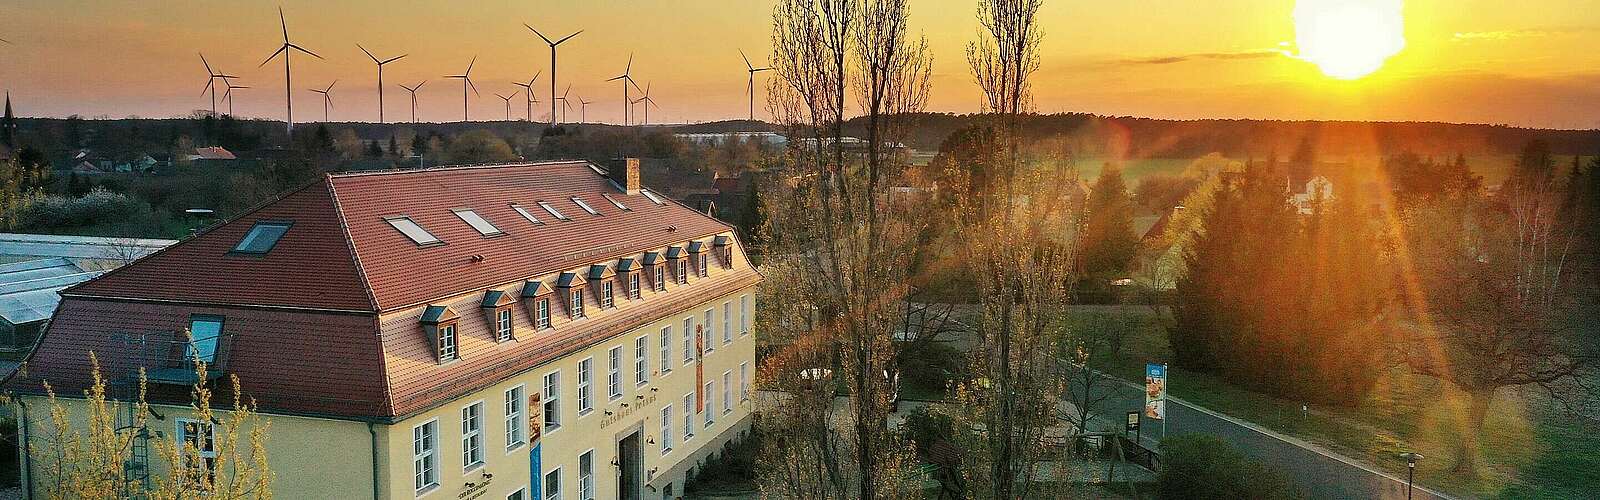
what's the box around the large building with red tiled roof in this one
[7,159,761,500]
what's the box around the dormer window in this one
[654,266,667,291]
[587,264,616,309]
[556,272,586,319]
[538,201,570,221]
[697,254,709,277]
[453,209,504,236]
[667,246,689,284]
[522,280,554,330]
[629,273,641,299]
[616,258,641,299]
[601,281,615,308]
[386,216,443,246]
[232,221,292,254]
[571,196,601,216]
[420,305,461,363]
[714,235,734,269]
[481,290,517,342]
[689,241,709,278]
[677,260,688,284]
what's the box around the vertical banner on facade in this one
[529,392,543,494]
[1144,363,1167,420]
[695,325,705,413]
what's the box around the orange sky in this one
[1,0,1597,128]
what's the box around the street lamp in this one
[1399,452,1424,500]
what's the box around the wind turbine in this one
[223,82,249,117]
[357,43,406,123]
[740,49,772,121]
[632,81,659,126]
[444,57,481,122]
[605,54,641,126]
[578,96,593,124]
[511,71,540,121]
[494,92,514,121]
[259,7,323,134]
[525,24,580,128]
[199,53,238,116]
[399,80,425,123]
[553,84,572,124]
[308,80,337,122]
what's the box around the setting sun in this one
[1293,0,1407,79]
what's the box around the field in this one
[1075,307,1600,499]
[1071,154,1593,187]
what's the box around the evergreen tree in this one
[388,135,399,156]
[1081,164,1138,276]
[366,140,384,159]
[737,181,766,251]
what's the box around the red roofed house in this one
[6,159,760,499]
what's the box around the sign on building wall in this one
[695,325,705,414]
[1144,363,1166,420]
[529,392,542,495]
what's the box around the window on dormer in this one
[629,273,641,299]
[571,196,601,216]
[697,253,709,277]
[653,266,666,291]
[495,307,514,342]
[721,246,734,269]
[437,322,458,361]
[676,260,688,284]
[601,281,615,309]
[569,289,586,318]
[535,298,551,329]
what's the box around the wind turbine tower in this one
[357,43,406,123]
[309,80,337,122]
[259,8,323,134]
[399,81,426,123]
[526,24,580,128]
[444,57,481,122]
[740,49,772,121]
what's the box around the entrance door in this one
[618,431,642,500]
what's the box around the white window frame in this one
[601,281,615,309]
[660,404,673,454]
[505,384,527,452]
[542,370,562,432]
[437,323,458,362]
[659,326,673,373]
[704,381,716,428]
[175,418,217,476]
[508,486,529,500]
[723,301,732,345]
[453,208,504,236]
[537,201,569,221]
[675,259,688,284]
[578,449,596,500]
[461,401,485,471]
[697,253,709,277]
[571,196,601,215]
[536,297,551,329]
[740,362,750,402]
[602,192,629,211]
[683,393,695,441]
[629,272,641,299]
[703,309,715,355]
[412,418,439,495]
[653,265,666,291]
[543,467,562,500]
[740,294,751,336]
[511,204,543,224]
[496,307,514,342]
[577,357,594,416]
[635,335,650,387]
[722,370,733,415]
[607,346,623,401]
[387,216,442,245]
[568,288,586,319]
[682,317,694,366]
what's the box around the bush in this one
[898,341,963,400]
[902,406,952,456]
[1157,434,1299,500]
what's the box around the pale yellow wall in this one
[14,396,375,499]
[382,284,758,500]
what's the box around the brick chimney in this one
[608,158,641,195]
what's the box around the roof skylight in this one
[537,201,569,221]
[601,193,630,211]
[571,196,601,215]
[452,209,504,236]
[386,216,442,245]
[641,189,666,206]
[511,204,543,224]
[232,221,291,254]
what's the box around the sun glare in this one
[1293,0,1406,80]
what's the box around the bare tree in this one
[1397,171,1598,474]
[759,0,932,498]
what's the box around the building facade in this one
[5,159,760,500]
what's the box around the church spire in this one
[1,91,15,149]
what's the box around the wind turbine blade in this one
[327,79,338,91]
[532,70,541,82]
[606,75,627,82]
[279,7,289,42]
[465,56,477,75]
[288,43,323,59]
[259,45,288,67]
[556,30,582,45]
[754,67,773,72]
[625,53,633,73]
[200,52,214,74]
[357,43,378,63]
[526,24,554,45]
[203,78,216,96]
[382,54,407,64]
[740,49,752,70]
[215,74,240,79]
[467,78,480,96]
[513,82,531,89]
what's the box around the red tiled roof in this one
[17,160,755,421]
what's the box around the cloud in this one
[1451,27,1595,42]
[1114,49,1287,66]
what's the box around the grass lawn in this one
[1074,306,1600,499]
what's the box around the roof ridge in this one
[326,159,590,179]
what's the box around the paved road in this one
[1068,365,1455,500]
